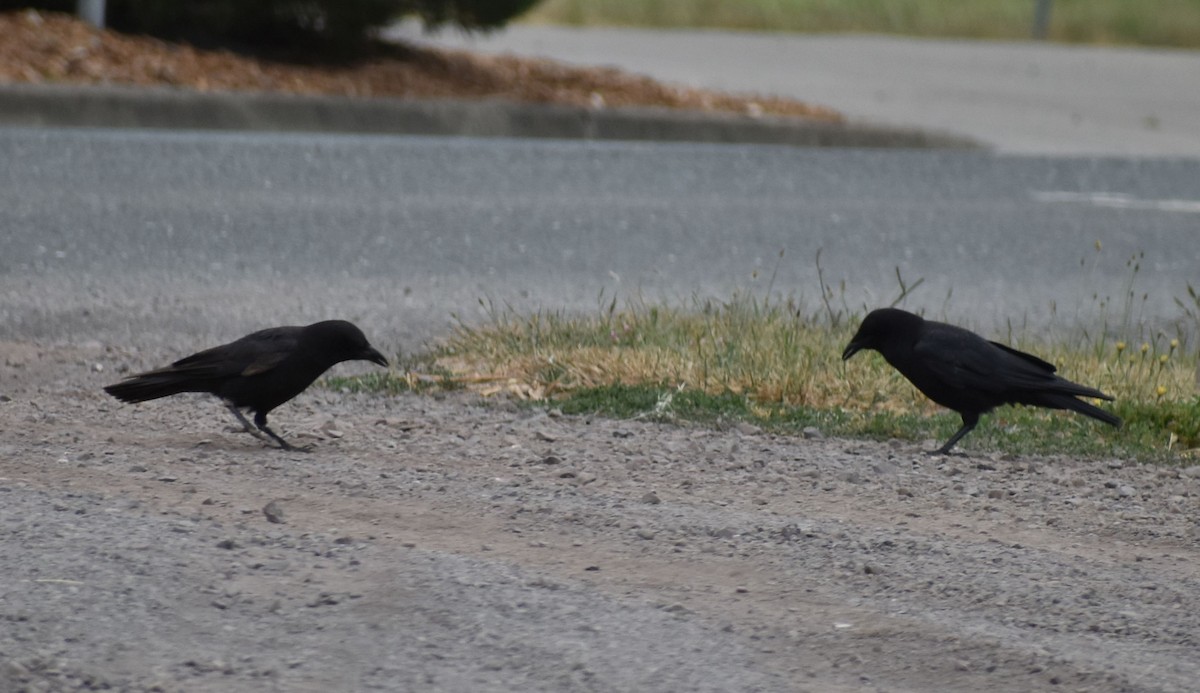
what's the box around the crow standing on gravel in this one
[842,308,1121,454]
[104,320,388,451]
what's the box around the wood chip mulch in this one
[0,10,842,122]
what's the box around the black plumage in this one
[104,320,388,450]
[842,308,1120,454]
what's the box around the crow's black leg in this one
[226,404,274,444]
[930,414,979,455]
[254,411,311,452]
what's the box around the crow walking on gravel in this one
[104,320,388,451]
[842,308,1120,454]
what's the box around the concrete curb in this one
[0,83,982,149]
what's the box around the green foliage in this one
[8,0,541,57]
[550,384,1178,460]
[558,383,665,418]
[0,0,74,11]
[1117,399,1200,451]
[526,0,1200,49]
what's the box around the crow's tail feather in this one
[1037,392,1122,428]
[103,369,206,403]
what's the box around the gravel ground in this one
[2,339,1200,692]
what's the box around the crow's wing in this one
[988,341,1057,373]
[981,340,1111,399]
[169,326,300,378]
[912,325,1059,395]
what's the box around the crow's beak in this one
[841,342,862,361]
[363,347,389,368]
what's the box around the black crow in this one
[104,320,388,451]
[842,308,1120,454]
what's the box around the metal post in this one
[1032,0,1052,40]
[77,0,106,29]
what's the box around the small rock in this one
[987,489,1005,499]
[306,593,340,607]
[263,501,286,524]
[735,422,761,436]
[641,491,662,504]
[4,659,30,681]
[635,529,655,540]
[1117,485,1136,499]
[801,426,824,440]
[871,461,900,476]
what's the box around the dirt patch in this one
[0,10,841,122]
[2,341,1199,691]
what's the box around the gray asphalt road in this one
[3,128,1198,354]
[404,24,1200,157]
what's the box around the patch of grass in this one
[560,382,753,425]
[335,247,1200,461]
[324,353,463,395]
[547,382,1168,459]
[522,0,1200,49]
